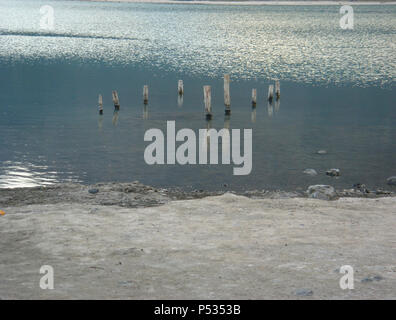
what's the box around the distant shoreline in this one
[80,0,396,6]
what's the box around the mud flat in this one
[0,183,396,299]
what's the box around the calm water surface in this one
[0,0,395,191]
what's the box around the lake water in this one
[0,0,395,191]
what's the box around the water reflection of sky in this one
[0,161,81,189]
[0,1,395,87]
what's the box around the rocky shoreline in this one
[0,181,394,208]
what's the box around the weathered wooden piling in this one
[178,80,184,95]
[224,74,231,115]
[252,89,257,107]
[143,85,149,105]
[268,85,274,102]
[275,80,280,99]
[203,85,212,120]
[112,91,120,110]
[98,94,103,115]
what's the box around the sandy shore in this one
[1,183,395,299]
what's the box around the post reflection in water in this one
[0,162,61,188]
[267,102,274,117]
[112,110,119,126]
[98,114,103,130]
[200,116,234,162]
[223,115,231,158]
[224,114,230,130]
[251,107,256,123]
[177,94,183,108]
[201,119,212,155]
[143,104,149,119]
[275,98,280,112]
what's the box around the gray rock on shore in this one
[295,288,313,296]
[387,176,396,186]
[326,168,340,177]
[303,169,318,176]
[361,275,384,283]
[307,185,337,200]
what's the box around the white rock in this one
[387,176,396,186]
[307,185,337,200]
[303,169,318,176]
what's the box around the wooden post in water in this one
[268,85,274,102]
[178,80,184,95]
[112,90,120,110]
[275,80,280,99]
[143,85,149,105]
[252,89,257,107]
[224,74,231,115]
[98,94,103,115]
[203,85,212,120]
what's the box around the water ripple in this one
[0,2,394,87]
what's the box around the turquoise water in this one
[0,0,395,191]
